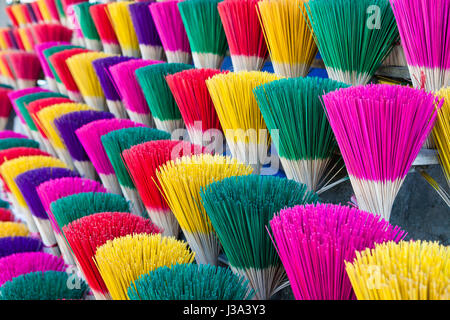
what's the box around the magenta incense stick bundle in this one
[322,84,441,220]
[109,59,163,126]
[390,0,449,92]
[150,0,191,64]
[269,203,406,300]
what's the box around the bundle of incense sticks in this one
[254,77,349,192]
[270,203,406,300]
[107,1,141,58]
[390,0,449,92]
[305,0,399,85]
[27,97,73,156]
[37,177,107,265]
[0,138,39,151]
[63,212,160,300]
[54,110,115,179]
[92,56,134,119]
[0,131,27,140]
[94,233,195,300]
[218,0,268,71]
[35,41,69,92]
[0,271,88,300]
[129,1,164,60]
[30,23,73,44]
[166,68,224,150]
[135,63,193,133]
[109,59,162,126]
[73,2,102,51]
[123,140,208,237]
[346,240,449,300]
[0,252,66,287]
[35,102,93,168]
[66,51,111,110]
[49,48,90,102]
[6,51,42,89]
[76,119,144,194]
[43,44,83,95]
[434,87,450,188]
[0,222,29,238]
[257,0,318,78]
[0,237,43,259]
[322,84,441,220]
[15,167,79,255]
[201,175,319,300]
[206,71,280,174]
[0,155,67,234]
[101,127,171,217]
[89,4,121,55]
[128,264,254,300]
[156,154,253,265]
[178,0,228,69]
[150,0,191,64]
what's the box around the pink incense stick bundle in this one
[390,0,449,92]
[166,68,224,149]
[150,0,191,64]
[269,203,406,300]
[0,252,66,287]
[35,41,69,92]
[7,51,42,89]
[109,59,163,126]
[322,84,441,220]
[89,4,121,55]
[36,176,107,265]
[390,0,449,149]
[76,119,144,195]
[218,0,268,71]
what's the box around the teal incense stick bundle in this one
[254,77,349,192]
[101,127,171,217]
[128,264,254,300]
[200,175,318,299]
[178,0,228,69]
[305,0,399,85]
[0,271,88,300]
[135,63,194,133]
[73,2,102,51]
